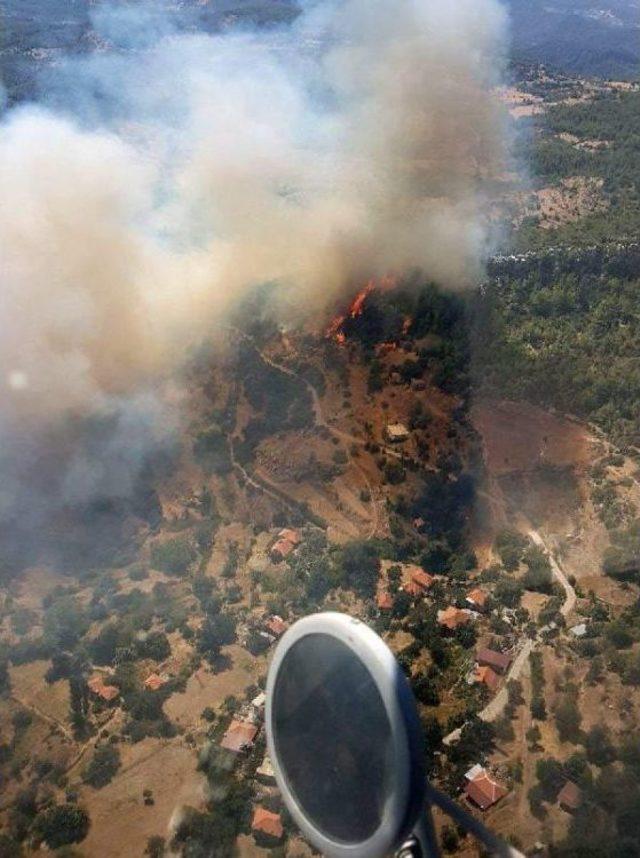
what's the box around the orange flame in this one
[325,275,397,343]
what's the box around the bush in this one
[150,538,196,577]
[33,804,90,849]
[82,746,121,789]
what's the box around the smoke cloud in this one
[1,0,510,424]
[0,0,511,561]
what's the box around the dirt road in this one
[443,527,576,746]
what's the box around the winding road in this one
[443,525,576,746]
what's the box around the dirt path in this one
[9,693,74,742]
[527,528,576,618]
[230,327,381,537]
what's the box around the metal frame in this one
[265,612,426,858]
[265,612,525,858]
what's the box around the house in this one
[569,623,587,638]
[87,675,120,702]
[277,528,301,546]
[558,781,582,813]
[474,665,500,693]
[476,648,512,674]
[377,591,393,610]
[410,568,434,590]
[464,763,484,782]
[252,806,284,843]
[220,720,259,753]
[251,691,267,712]
[464,769,507,811]
[264,615,288,638]
[437,606,472,631]
[466,587,489,612]
[144,673,169,692]
[385,423,410,443]
[411,379,426,391]
[413,517,425,530]
[256,754,277,785]
[270,538,296,562]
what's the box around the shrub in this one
[150,538,196,577]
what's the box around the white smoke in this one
[0,0,511,425]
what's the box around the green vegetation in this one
[476,249,640,446]
[33,804,89,849]
[82,745,121,789]
[150,537,196,577]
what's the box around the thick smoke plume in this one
[0,0,511,562]
[1,0,510,425]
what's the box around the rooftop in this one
[474,665,500,693]
[377,591,393,610]
[252,806,284,840]
[465,770,507,810]
[220,720,258,753]
[466,587,488,609]
[558,780,582,811]
[264,615,288,637]
[437,606,472,630]
[271,538,296,559]
[477,648,512,673]
[144,673,168,691]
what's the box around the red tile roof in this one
[144,673,168,691]
[437,606,472,630]
[278,528,301,545]
[465,771,507,810]
[466,587,488,609]
[477,648,512,674]
[252,806,284,840]
[474,665,500,693]
[87,675,120,702]
[411,569,434,589]
[558,780,582,811]
[377,591,393,610]
[264,615,288,637]
[220,720,258,753]
[271,538,295,559]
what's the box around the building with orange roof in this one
[270,538,296,561]
[277,528,301,545]
[466,587,489,611]
[411,568,434,589]
[252,806,284,842]
[558,780,582,813]
[264,615,288,638]
[220,720,259,753]
[437,606,472,631]
[477,648,512,674]
[144,673,168,692]
[377,591,393,610]
[464,769,507,811]
[87,675,120,702]
[474,665,500,693]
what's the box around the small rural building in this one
[220,720,259,754]
[385,423,410,443]
[464,763,484,783]
[144,673,169,692]
[411,379,426,391]
[474,665,500,693]
[558,781,582,813]
[377,591,393,610]
[252,807,284,844]
[569,623,587,638]
[87,675,120,703]
[264,615,288,638]
[464,769,507,811]
[270,538,296,562]
[477,648,512,674]
[411,568,434,590]
[277,528,301,546]
[437,606,472,631]
[256,754,277,785]
[466,587,489,612]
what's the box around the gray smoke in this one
[0,0,511,548]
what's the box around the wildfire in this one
[325,275,399,344]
